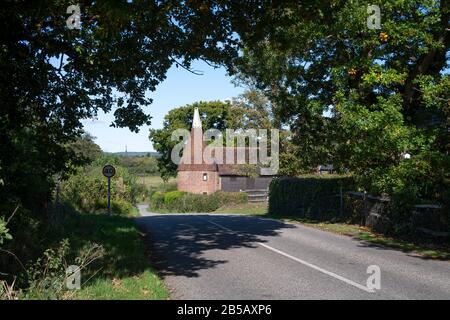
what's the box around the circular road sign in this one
[102,165,116,178]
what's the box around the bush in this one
[268,175,355,220]
[363,152,450,228]
[93,198,134,216]
[147,181,177,197]
[60,156,139,214]
[0,217,12,246]
[215,191,248,206]
[0,206,43,286]
[150,192,165,210]
[176,193,220,212]
[163,191,187,207]
[150,191,248,213]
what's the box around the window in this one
[203,173,208,181]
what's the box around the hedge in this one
[268,175,355,219]
[94,198,135,215]
[150,191,248,213]
[164,191,187,207]
[150,191,165,210]
[60,161,140,215]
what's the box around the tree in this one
[0,0,271,213]
[150,101,231,181]
[67,132,102,165]
[1,2,283,282]
[150,97,279,180]
[234,0,449,207]
[119,156,159,175]
[2,0,447,225]
[231,90,274,129]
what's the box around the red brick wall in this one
[177,171,219,195]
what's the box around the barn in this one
[177,108,275,197]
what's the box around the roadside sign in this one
[102,165,116,214]
[102,165,116,178]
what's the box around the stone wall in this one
[345,192,448,237]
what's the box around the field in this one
[135,175,175,188]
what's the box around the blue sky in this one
[81,60,244,152]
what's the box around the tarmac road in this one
[135,205,450,300]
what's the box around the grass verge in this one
[213,203,268,215]
[263,215,450,260]
[26,212,169,300]
[73,213,168,299]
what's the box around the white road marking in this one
[202,217,236,233]
[258,243,374,293]
[203,217,374,294]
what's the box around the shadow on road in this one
[135,214,293,278]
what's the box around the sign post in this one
[102,165,116,214]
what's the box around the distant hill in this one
[105,151,160,157]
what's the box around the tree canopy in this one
[1,0,448,213]
[235,0,449,205]
[149,97,277,180]
[68,132,103,164]
[3,0,449,298]
[0,0,262,210]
